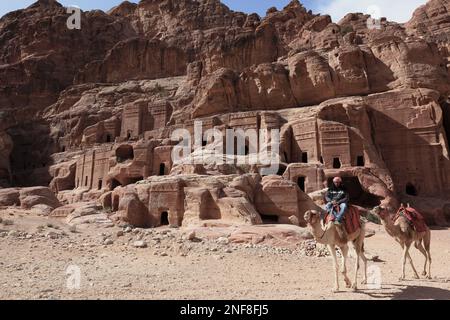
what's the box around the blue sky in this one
[0,0,427,23]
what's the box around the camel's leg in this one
[328,244,340,293]
[415,241,429,277]
[424,231,432,279]
[351,241,361,291]
[359,240,368,285]
[405,243,420,279]
[400,243,408,281]
[339,245,352,288]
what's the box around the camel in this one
[304,209,368,292]
[372,205,432,280]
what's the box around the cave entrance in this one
[327,176,381,208]
[406,183,418,196]
[111,179,121,190]
[98,179,103,190]
[112,195,120,211]
[106,134,112,143]
[442,100,450,145]
[276,164,287,176]
[356,155,365,167]
[302,152,308,163]
[160,211,169,226]
[333,157,342,169]
[159,163,166,176]
[116,145,134,163]
[260,214,279,224]
[297,176,306,192]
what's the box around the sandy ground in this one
[1,209,449,300]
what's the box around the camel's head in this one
[304,210,321,225]
[372,205,390,220]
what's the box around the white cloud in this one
[316,0,428,23]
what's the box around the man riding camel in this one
[325,177,349,225]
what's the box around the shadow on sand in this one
[354,279,450,300]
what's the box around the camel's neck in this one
[381,216,400,237]
[307,220,330,245]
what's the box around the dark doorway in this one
[277,164,287,176]
[302,152,308,163]
[127,176,144,185]
[116,145,134,162]
[111,179,121,190]
[333,157,341,169]
[320,156,324,164]
[106,134,112,143]
[297,177,306,192]
[406,183,418,196]
[161,211,169,226]
[260,214,279,224]
[159,163,166,176]
[85,176,88,187]
[357,155,365,167]
[127,132,131,140]
[61,146,66,152]
[112,195,120,211]
[442,101,450,144]
[98,179,103,190]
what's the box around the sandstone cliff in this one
[1,0,450,226]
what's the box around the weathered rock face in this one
[187,40,449,118]
[107,173,319,228]
[76,38,188,83]
[406,0,450,83]
[0,186,60,214]
[108,0,316,74]
[0,0,135,117]
[1,0,450,227]
[0,132,13,187]
[406,0,450,43]
[255,176,319,226]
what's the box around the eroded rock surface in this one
[1,0,450,227]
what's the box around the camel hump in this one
[323,205,361,234]
[395,207,428,233]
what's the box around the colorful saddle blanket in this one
[394,207,428,233]
[323,205,361,234]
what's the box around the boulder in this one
[19,187,61,211]
[0,188,20,206]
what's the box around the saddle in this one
[394,207,428,233]
[323,205,361,234]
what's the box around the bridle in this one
[375,206,389,219]
[306,211,330,240]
